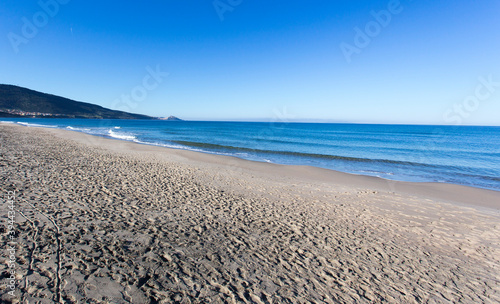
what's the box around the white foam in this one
[66,126,91,131]
[16,122,58,128]
[107,129,136,140]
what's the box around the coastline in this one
[24,122,500,211]
[1,122,499,303]
[3,119,499,194]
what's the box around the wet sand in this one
[1,123,499,303]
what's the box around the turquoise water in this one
[3,118,500,191]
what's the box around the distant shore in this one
[1,122,499,303]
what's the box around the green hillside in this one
[0,84,157,119]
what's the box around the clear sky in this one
[1,0,499,125]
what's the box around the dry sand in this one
[0,123,499,303]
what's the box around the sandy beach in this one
[1,122,499,303]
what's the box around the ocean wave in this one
[172,140,441,168]
[448,171,500,183]
[132,139,187,150]
[107,129,136,140]
[66,126,91,131]
[356,170,394,176]
[132,139,250,158]
[16,122,59,128]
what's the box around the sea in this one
[3,118,500,191]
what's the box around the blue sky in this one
[1,0,499,125]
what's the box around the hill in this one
[159,116,183,121]
[0,84,158,119]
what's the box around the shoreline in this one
[1,122,499,303]
[3,119,500,194]
[5,122,499,211]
